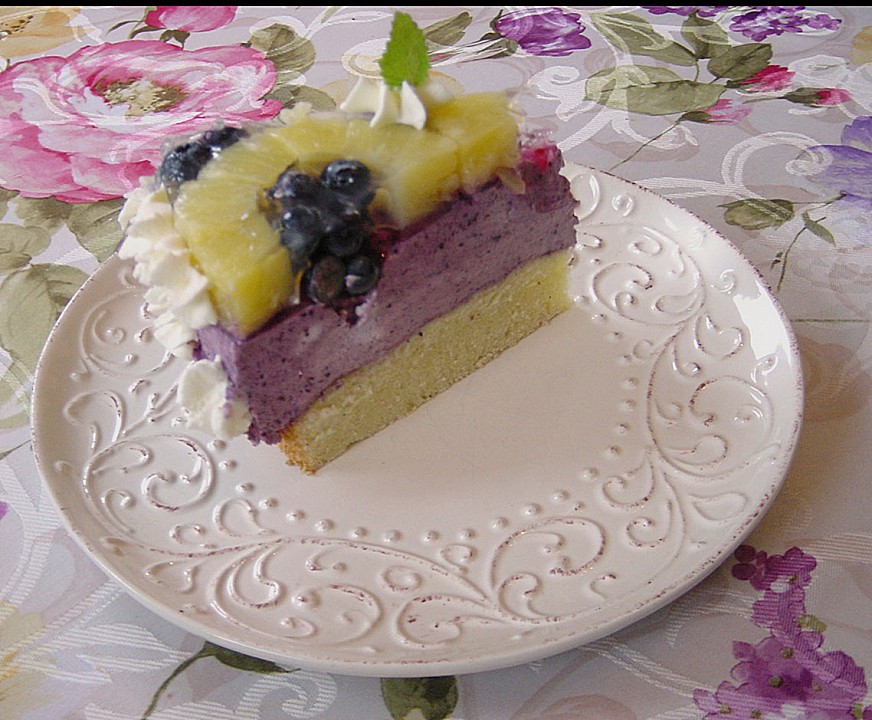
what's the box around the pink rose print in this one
[144,6,237,33]
[688,98,752,125]
[738,64,795,92]
[783,86,852,108]
[0,40,282,203]
[493,6,591,57]
[813,88,852,106]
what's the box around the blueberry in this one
[269,169,323,203]
[306,255,346,304]
[324,220,365,258]
[320,160,374,208]
[344,254,380,295]
[318,196,360,235]
[160,141,213,189]
[201,125,248,153]
[279,204,324,258]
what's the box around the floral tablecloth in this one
[2,5,871,719]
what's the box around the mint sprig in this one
[379,12,430,88]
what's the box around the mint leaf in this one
[380,12,429,88]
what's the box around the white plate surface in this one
[31,165,803,677]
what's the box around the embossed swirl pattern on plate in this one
[33,166,802,673]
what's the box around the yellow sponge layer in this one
[279,249,573,473]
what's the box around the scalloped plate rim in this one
[30,164,804,677]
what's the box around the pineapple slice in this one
[173,133,298,334]
[172,92,521,335]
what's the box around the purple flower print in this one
[694,545,872,719]
[803,12,845,31]
[641,6,728,17]
[732,637,824,706]
[492,7,590,57]
[729,7,841,42]
[641,6,842,41]
[743,545,817,594]
[804,116,872,215]
[0,500,7,521]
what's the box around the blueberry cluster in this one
[159,125,248,195]
[264,160,381,305]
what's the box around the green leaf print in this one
[246,23,316,87]
[423,12,473,47]
[206,642,290,673]
[590,11,697,66]
[0,366,28,430]
[0,263,87,424]
[10,195,73,234]
[468,32,519,60]
[707,42,772,80]
[67,198,124,262]
[802,211,836,245]
[798,614,827,633]
[680,13,730,59]
[721,198,795,230]
[142,641,294,719]
[0,187,16,218]
[265,83,337,111]
[381,676,459,720]
[0,264,86,374]
[0,225,51,274]
[586,65,724,115]
[782,87,834,106]
[158,28,190,46]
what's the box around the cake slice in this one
[118,14,578,473]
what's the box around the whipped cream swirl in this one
[340,76,453,129]
[177,357,252,440]
[118,181,217,358]
[118,180,251,439]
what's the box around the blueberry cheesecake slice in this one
[119,13,578,473]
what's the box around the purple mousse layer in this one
[196,140,578,444]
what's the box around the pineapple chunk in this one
[428,92,519,192]
[273,114,351,173]
[213,248,295,333]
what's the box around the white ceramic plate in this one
[31,165,803,677]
